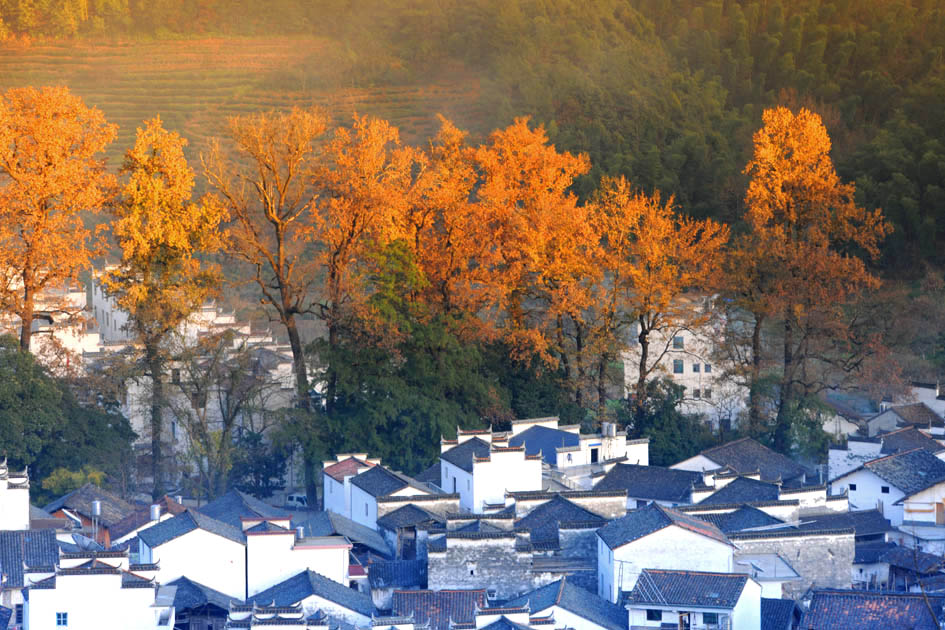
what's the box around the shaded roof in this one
[861,449,945,498]
[761,598,797,630]
[168,576,238,611]
[440,438,492,474]
[854,542,899,564]
[250,570,375,617]
[351,466,427,498]
[43,484,135,528]
[596,503,730,550]
[504,578,626,630]
[515,495,605,546]
[478,618,531,630]
[138,509,245,547]
[0,529,58,588]
[880,426,945,455]
[323,458,375,483]
[593,464,701,503]
[415,461,442,485]
[800,590,944,630]
[110,496,187,540]
[695,506,784,534]
[886,403,945,428]
[392,589,485,630]
[699,477,781,506]
[696,438,809,482]
[627,569,748,609]
[302,511,391,557]
[507,425,580,465]
[198,489,290,529]
[376,504,444,532]
[795,509,892,539]
[367,560,426,589]
[880,546,945,574]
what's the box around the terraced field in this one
[0,37,488,170]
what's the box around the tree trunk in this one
[774,313,794,453]
[635,320,650,404]
[146,346,165,500]
[285,313,309,409]
[597,355,609,417]
[19,283,33,352]
[574,323,584,409]
[747,313,765,437]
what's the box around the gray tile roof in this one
[391,590,485,630]
[376,504,444,532]
[889,403,945,428]
[597,503,730,550]
[862,448,945,498]
[137,509,245,547]
[515,495,605,546]
[696,438,810,483]
[351,466,427,498]
[198,489,290,529]
[880,546,945,574]
[504,579,626,630]
[627,569,748,609]
[478,618,531,630]
[854,541,898,564]
[800,590,945,630]
[880,426,945,455]
[0,529,58,588]
[695,506,784,534]
[302,511,391,557]
[43,483,135,528]
[415,461,442,485]
[367,560,426,589]
[699,477,781,505]
[440,438,492,473]
[508,426,580,465]
[795,509,892,539]
[592,464,701,503]
[760,598,797,630]
[250,570,375,617]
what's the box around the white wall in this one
[0,477,29,531]
[25,573,170,630]
[831,469,905,525]
[297,593,370,627]
[471,450,541,513]
[323,475,347,517]
[671,454,722,473]
[902,483,945,525]
[731,578,761,630]
[247,532,350,595]
[600,527,734,603]
[350,484,378,530]
[441,460,474,512]
[142,529,246,599]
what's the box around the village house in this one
[0,529,58,628]
[502,578,627,630]
[596,503,735,603]
[828,425,945,481]
[247,569,376,626]
[625,569,761,630]
[391,589,486,630]
[861,402,945,437]
[672,438,814,486]
[592,463,703,508]
[0,459,30,531]
[166,576,236,630]
[366,559,427,609]
[439,430,542,513]
[43,483,135,548]
[322,454,379,518]
[350,465,436,531]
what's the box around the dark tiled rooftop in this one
[863,448,945,497]
[198,489,290,530]
[376,504,444,531]
[597,503,730,550]
[795,509,892,539]
[880,546,945,574]
[888,403,945,428]
[508,425,580,465]
[696,438,809,482]
[367,560,427,589]
[440,438,492,473]
[0,529,58,588]
[392,589,486,630]
[250,570,375,617]
[695,505,784,534]
[800,590,944,630]
[351,466,427,498]
[43,483,135,528]
[699,477,781,505]
[761,598,797,630]
[627,569,748,609]
[301,511,391,557]
[515,495,605,546]
[880,426,945,455]
[137,509,245,547]
[593,464,701,503]
[854,542,898,564]
[504,578,626,630]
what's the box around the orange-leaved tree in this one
[103,117,226,499]
[742,106,890,451]
[203,107,329,409]
[595,176,729,404]
[0,86,116,351]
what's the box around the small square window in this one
[673,359,684,374]
[693,363,700,373]
[881,486,890,494]
[703,612,719,624]
[57,612,68,627]
[646,610,662,621]
[673,336,684,349]
[849,483,857,491]
[704,389,712,400]
[704,363,712,373]
[693,389,701,399]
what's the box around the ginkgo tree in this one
[0,86,116,352]
[103,117,227,499]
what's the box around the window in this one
[703,612,719,624]
[849,483,857,491]
[567,453,572,463]
[693,363,700,373]
[364,504,368,516]
[705,363,712,373]
[881,486,890,494]
[704,389,712,400]
[673,359,684,374]
[15,604,22,624]
[467,479,470,490]
[646,610,662,621]
[329,483,332,494]
[673,336,684,349]
[57,612,68,627]
[693,389,701,399]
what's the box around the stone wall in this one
[730,529,855,598]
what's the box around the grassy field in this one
[0,37,488,170]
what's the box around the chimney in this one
[296,525,305,540]
[91,500,101,517]
[150,504,161,522]
[175,495,183,505]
